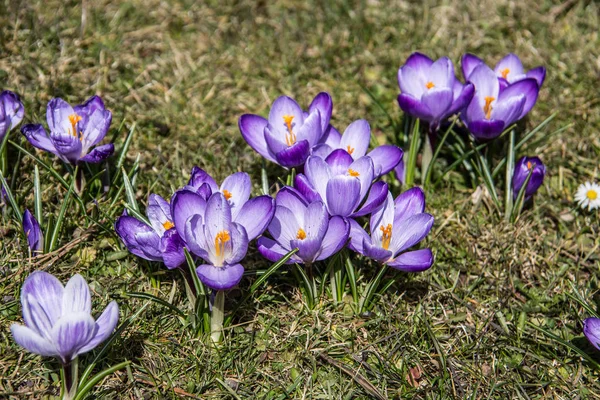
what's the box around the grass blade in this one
[124,292,185,317]
[33,165,43,225]
[49,167,75,252]
[504,129,515,220]
[0,169,22,221]
[74,361,131,400]
[405,118,420,186]
[250,248,298,293]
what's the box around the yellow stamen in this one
[501,68,510,80]
[587,190,598,201]
[346,145,354,155]
[223,189,232,200]
[425,81,435,89]
[483,96,495,120]
[348,169,360,177]
[296,228,306,240]
[282,115,296,146]
[162,220,174,230]
[526,161,532,170]
[380,224,392,250]
[214,230,231,257]
[68,114,82,138]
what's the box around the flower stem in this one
[504,129,515,221]
[405,118,420,187]
[62,357,79,400]
[210,290,225,343]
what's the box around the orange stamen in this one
[501,68,510,80]
[214,230,231,257]
[346,145,354,155]
[380,224,392,250]
[223,189,232,200]
[348,169,360,177]
[68,114,82,138]
[282,115,296,146]
[526,161,532,170]
[425,81,435,89]
[162,220,175,230]
[296,228,306,240]
[483,96,495,120]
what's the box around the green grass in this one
[2,0,600,398]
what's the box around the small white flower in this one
[575,181,600,210]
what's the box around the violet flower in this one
[257,187,349,265]
[512,156,545,199]
[22,209,43,255]
[311,119,403,178]
[462,53,546,88]
[397,52,474,131]
[21,96,113,164]
[349,188,434,272]
[0,90,25,141]
[294,152,388,218]
[239,93,332,168]
[584,317,600,351]
[461,64,539,140]
[115,194,186,269]
[10,271,119,365]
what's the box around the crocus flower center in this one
[347,169,360,177]
[162,220,174,230]
[223,190,232,201]
[501,68,510,80]
[526,161,533,170]
[346,145,354,155]
[68,114,82,138]
[282,115,297,147]
[214,230,231,257]
[425,81,435,89]
[296,228,307,240]
[587,190,598,200]
[483,96,495,120]
[380,224,392,250]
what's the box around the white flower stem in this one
[62,357,79,400]
[210,290,225,343]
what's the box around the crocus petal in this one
[294,174,322,203]
[387,248,433,272]
[370,192,394,242]
[466,119,505,141]
[526,67,546,88]
[295,110,322,147]
[1,90,24,129]
[318,124,341,147]
[291,236,322,264]
[161,229,186,269]
[73,95,105,122]
[21,124,56,153]
[348,219,370,255]
[584,317,600,351]
[317,216,349,260]
[363,240,394,262]
[80,108,112,149]
[77,301,119,354]
[147,193,172,236]
[22,209,43,254]
[390,213,434,255]
[50,132,82,163]
[325,149,354,176]
[429,57,453,88]
[421,88,454,121]
[269,205,301,245]
[10,324,57,357]
[347,156,374,201]
[394,187,426,221]
[187,166,219,194]
[352,181,388,218]
[204,192,232,248]
[115,216,163,261]
[196,263,245,291]
[51,312,98,363]
[492,95,526,128]
[257,237,294,263]
[498,78,538,119]
[326,175,361,217]
[398,66,426,99]
[47,98,75,134]
[367,145,403,177]
[170,189,207,241]
[397,93,433,121]
[303,201,328,240]
[274,139,310,168]
[239,114,275,162]
[340,119,370,159]
[404,52,434,71]
[468,64,500,102]
[461,53,484,80]
[446,83,475,117]
[221,172,251,219]
[62,274,91,315]
[79,143,114,164]
[184,214,209,259]
[311,143,333,159]
[512,156,545,199]
[275,186,309,213]
[268,96,304,135]
[305,155,332,199]
[308,92,333,134]
[234,195,275,241]
[21,271,64,333]
[224,223,249,265]
[494,53,524,82]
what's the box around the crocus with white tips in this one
[462,53,546,88]
[115,194,186,269]
[22,209,43,255]
[21,96,113,164]
[0,90,25,141]
[512,156,545,199]
[239,93,332,168]
[311,119,403,178]
[257,187,349,265]
[10,271,119,365]
[294,152,388,218]
[349,188,434,272]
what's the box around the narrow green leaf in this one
[112,123,136,186]
[504,129,515,220]
[405,118,420,186]
[510,168,533,223]
[33,165,43,225]
[121,167,139,213]
[124,292,185,317]
[250,248,298,293]
[74,361,130,400]
[424,119,457,187]
[0,169,21,221]
[49,168,75,252]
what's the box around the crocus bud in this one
[22,209,43,255]
[0,90,25,141]
[512,156,545,199]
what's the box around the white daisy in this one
[575,181,600,210]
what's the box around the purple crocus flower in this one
[257,187,349,265]
[462,53,546,88]
[115,194,186,269]
[238,93,332,168]
[10,271,119,365]
[461,64,539,140]
[584,317,600,351]
[311,119,403,178]
[349,188,434,272]
[512,156,545,199]
[22,209,43,255]
[397,52,474,130]
[0,90,25,141]
[294,152,388,218]
[21,96,113,164]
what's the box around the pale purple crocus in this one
[22,209,43,255]
[0,90,25,141]
[397,52,474,131]
[239,93,332,168]
[115,194,186,269]
[461,64,539,140]
[257,187,349,265]
[10,271,119,365]
[512,156,545,199]
[21,96,113,164]
[584,317,600,351]
[294,152,388,218]
[311,119,403,178]
[462,53,546,88]
[349,188,434,272]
